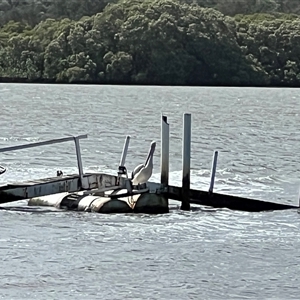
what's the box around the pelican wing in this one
[132,165,152,185]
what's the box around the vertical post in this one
[119,135,130,167]
[74,137,84,188]
[181,113,191,211]
[160,115,169,188]
[209,150,218,194]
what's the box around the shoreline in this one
[0,78,299,88]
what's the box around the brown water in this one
[0,84,300,299]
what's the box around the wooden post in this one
[160,115,169,188]
[208,150,218,194]
[181,113,191,210]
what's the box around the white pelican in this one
[131,141,156,186]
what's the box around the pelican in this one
[131,141,156,186]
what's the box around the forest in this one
[0,0,300,86]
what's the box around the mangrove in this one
[0,0,300,86]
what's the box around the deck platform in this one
[0,172,120,204]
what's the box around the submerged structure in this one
[0,114,298,214]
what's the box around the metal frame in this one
[0,134,88,186]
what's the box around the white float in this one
[28,189,168,214]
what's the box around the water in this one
[0,84,300,299]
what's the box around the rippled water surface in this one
[1,84,300,299]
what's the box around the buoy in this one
[28,192,69,208]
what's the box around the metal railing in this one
[0,135,88,186]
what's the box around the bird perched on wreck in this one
[131,141,156,186]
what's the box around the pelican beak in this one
[145,141,156,165]
[150,141,156,154]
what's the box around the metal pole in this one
[209,150,218,194]
[160,115,169,187]
[119,135,130,167]
[73,137,84,188]
[181,113,191,211]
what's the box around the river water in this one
[0,84,300,299]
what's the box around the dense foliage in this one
[0,0,118,27]
[185,0,300,16]
[234,13,300,85]
[1,0,300,86]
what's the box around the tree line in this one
[1,0,300,86]
[1,0,299,27]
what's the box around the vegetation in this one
[0,0,119,27]
[1,0,300,27]
[234,12,300,85]
[0,0,300,86]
